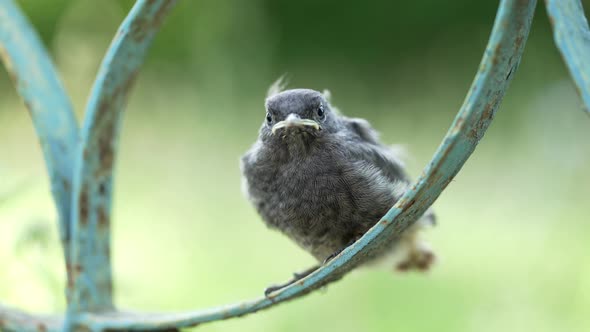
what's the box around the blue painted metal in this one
[0,0,78,271]
[0,303,61,332]
[67,0,177,324]
[0,0,559,330]
[70,0,536,330]
[546,0,590,114]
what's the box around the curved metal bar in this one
[67,0,177,318]
[76,0,538,330]
[546,0,590,114]
[0,304,62,332]
[0,0,78,267]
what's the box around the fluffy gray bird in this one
[241,82,435,294]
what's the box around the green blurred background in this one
[1,1,590,331]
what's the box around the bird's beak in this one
[272,114,320,134]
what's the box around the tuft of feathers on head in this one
[322,89,342,115]
[267,74,289,98]
[322,89,332,102]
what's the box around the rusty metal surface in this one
[67,0,177,324]
[0,0,78,272]
[0,304,62,332]
[546,0,590,114]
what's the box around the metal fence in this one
[0,0,587,331]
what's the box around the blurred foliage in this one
[1,1,590,332]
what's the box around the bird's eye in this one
[317,106,325,118]
[266,113,272,124]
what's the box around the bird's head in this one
[260,89,338,144]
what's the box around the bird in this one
[240,79,436,295]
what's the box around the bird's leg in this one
[264,235,363,297]
[395,228,436,271]
[264,265,320,297]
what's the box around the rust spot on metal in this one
[468,126,479,141]
[62,178,71,193]
[129,0,176,42]
[379,219,388,225]
[494,42,501,54]
[467,98,497,141]
[492,44,501,66]
[153,0,176,31]
[427,171,443,188]
[130,17,150,41]
[93,72,138,179]
[66,263,83,289]
[492,56,499,66]
[403,199,416,211]
[37,323,47,332]
[482,101,495,120]
[99,181,107,195]
[79,185,90,224]
[98,206,110,228]
[97,121,115,175]
[453,116,465,131]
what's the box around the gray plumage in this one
[241,87,435,271]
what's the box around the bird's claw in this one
[322,249,342,265]
[264,265,320,297]
[396,246,436,271]
[264,284,287,297]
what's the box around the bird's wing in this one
[343,117,437,225]
[343,117,409,183]
[343,117,380,145]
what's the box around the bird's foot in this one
[395,244,436,272]
[322,249,343,265]
[264,265,320,297]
